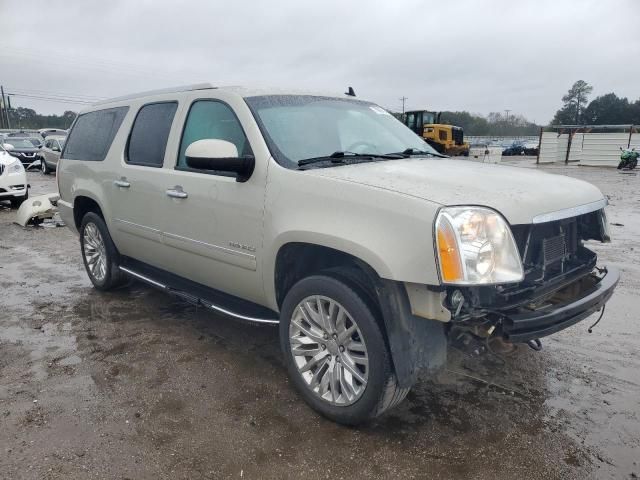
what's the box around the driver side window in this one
[177,100,251,172]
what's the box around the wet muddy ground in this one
[1,164,638,479]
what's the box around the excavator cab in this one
[403,110,469,156]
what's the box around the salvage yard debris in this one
[14,193,62,227]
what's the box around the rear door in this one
[107,100,182,268]
[51,139,62,167]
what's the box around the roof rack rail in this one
[93,83,215,106]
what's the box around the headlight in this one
[435,206,523,285]
[8,159,24,173]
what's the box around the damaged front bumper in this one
[447,264,620,348]
[500,266,619,342]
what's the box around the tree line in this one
[438,111,539,136]
[551,80,640,125]
[2,107,77,130]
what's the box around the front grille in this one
[452,127,464,145]
[542,234,567,265]
[508,210,606,294]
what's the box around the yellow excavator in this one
[403,110,469,156]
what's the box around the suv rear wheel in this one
[280,275,409,425]
[80,212,126,290]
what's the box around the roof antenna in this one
[345,86,356,97]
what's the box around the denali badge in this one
[229,241,256,253]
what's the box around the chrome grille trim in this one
[532,198,608,224]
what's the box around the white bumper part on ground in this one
[14,193,60,227]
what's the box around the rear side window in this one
[62,106,128,161]
[126,102,177,167]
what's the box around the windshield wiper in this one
[297,151,403,167]
[393,148,448,158]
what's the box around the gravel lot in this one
[1,163,638,479]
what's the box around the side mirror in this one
[185,139,254,182]
[3,143,14,151]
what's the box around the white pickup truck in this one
[56,84,618,425]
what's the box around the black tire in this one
[279,275,409,425]
[80,212,126,291]
[41,158,50,175]
[10,189,28,209]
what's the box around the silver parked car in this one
[40,136,66,174]
[56,84,618,425]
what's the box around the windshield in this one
[4,139,36,149]
[245,95,438,168]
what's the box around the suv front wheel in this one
[280,275,409,425]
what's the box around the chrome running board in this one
[119,265,279,325]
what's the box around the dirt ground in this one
[1,163,638,479]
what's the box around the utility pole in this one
[399,96,408,115]
[1,86,10,129]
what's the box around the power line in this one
[5,93,94,105]
[6,87,105,101]
[7,91,101,103]
[0,45,187,82]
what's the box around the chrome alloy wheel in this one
[289,295,369,406]
[83,223,107,282]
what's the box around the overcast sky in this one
[2,0,639,123]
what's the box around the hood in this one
[7,147,39,153]
[305,158,605,225]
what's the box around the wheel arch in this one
[269,236,393,312]
[73,193,106,230]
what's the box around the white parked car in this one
[0,143,28,208]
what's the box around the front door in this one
[158,94,268,305]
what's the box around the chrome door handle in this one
[166,187,188,199]
[113,179,130,188]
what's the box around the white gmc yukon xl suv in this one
[57,84,619,425]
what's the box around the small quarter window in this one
[126,102,178,167]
